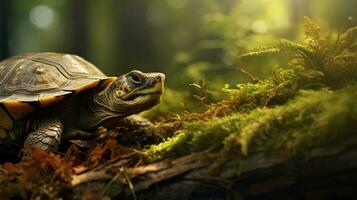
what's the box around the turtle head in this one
[86,70,165,128]
[114,70,165,111]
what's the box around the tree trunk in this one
[0,0,11,60]
[69,0,89,58]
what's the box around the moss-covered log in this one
[70,134,357,199]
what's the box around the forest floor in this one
[0,18,356,200]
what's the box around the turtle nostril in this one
[156,73,165,82]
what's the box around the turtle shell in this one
[0,52,116,120]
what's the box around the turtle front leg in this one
[24,118,63,155]
[120,115,155,130]
[115,115,163,145]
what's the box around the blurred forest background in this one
[0,0,356,116]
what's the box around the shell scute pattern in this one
[0,53,113,120]
[4,60,67,94]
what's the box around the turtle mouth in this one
[121,88,162,101]
[133,91,162,101]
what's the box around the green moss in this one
[146,84,357,162]
[146,130,194,161]
[226,85,357,156]
[178,65,327,123]
[146,115,243,161]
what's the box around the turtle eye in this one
[129,73,142,84]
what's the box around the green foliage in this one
[168,64,325,124]
[239,17,357,87]
[145,19,357,165]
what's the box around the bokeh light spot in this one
[251,20,268,33]
[29,5,54,29]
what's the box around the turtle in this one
[0,52,164,158]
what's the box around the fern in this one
[238,47,281,58]
[239,17,357,87]
[304,16,321,43]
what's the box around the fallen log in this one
[71,136,357,199]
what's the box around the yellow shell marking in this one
[74,80,100,93]
[3,100,35,120]
[99,77,117,88]
[39,95,66,107]
[74,77,116,93]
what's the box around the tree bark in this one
[71,136,357,199]
[69,0,89,58]
[0,0,11,60]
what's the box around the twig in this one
[123,168,137,200]
[101,170,121,197]
[235,67,259,83]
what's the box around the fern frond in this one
[279,39,312,55]
[304,16,321,44]
[279,39,325,69]
[335,26,357,54]
[238,47,281,59]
